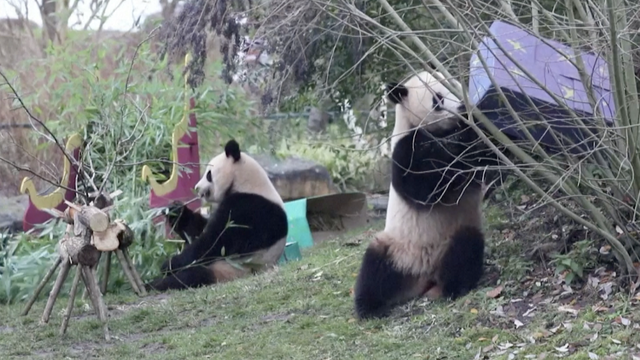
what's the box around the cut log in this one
[74,207,110,234]
[92,224,121,252]
[115,219,134,249]
[58,233,101,267]
[63,207,76,224]
[92,219,134,252]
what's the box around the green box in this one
[278,241,302,264]
[283,198,314,248]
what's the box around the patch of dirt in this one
[490,198,578,257]
[474,261,624,331]
[68,341,110,356]
[198,317,221,327]
[139,341,167,354]
[486,192,617,267]
[70,292,173,322]
[121,333,147,343]
[261,312,295,323]
[31,350,56,358]
[240,311,298,333]
[479,263,501,288]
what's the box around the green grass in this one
[0,219,639,359]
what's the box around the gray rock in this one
[0,195,27,234]
[369,157,391,193]
[367,194,389,211]
[251,154,339,201]
[307,106,331,134]
[365,194,388,220]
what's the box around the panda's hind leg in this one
[354,233,431,319]
[438,226,485,299]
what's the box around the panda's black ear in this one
[386,83,408,104]
[224,139,242,162]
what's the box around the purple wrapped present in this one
[468,21,615,155]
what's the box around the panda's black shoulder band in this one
[386,83,408,104]
[224,139,242,162]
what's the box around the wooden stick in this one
[64,201,82,212]
[121,249,147,296]
[81,265,110,341]
[22,257,62,316]
[42,208,65,218]
[99,205,115,214]
[100,252,112,295]
[88,191,116,209]
[60,266,82,335]
[41,259,71,324]
[80,283,88,302]
[115,249,142,296]
[78,265,98,311]
[80,266,99,302]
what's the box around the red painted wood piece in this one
[22,146,81,232]
[147,97,202,238]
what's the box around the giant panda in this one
[146,139,289,291]
[354,69,505,319]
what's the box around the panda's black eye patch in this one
[206,170,212,182]
[432,92,445,111]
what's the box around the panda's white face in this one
[392,71,463,133]
[194,151,233,203]
[193,140,284,206]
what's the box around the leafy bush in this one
[550,240,598,285]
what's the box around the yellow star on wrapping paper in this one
[509,68,525,77]
[507,39,527,53]
[554,47,572,62]
[561,85,575,99]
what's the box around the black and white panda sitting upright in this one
[354,69,504,319]
[146,139,289,291]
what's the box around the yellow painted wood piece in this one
[141,53,195,197]
[19,133,83,210]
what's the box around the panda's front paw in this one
[160,257,178,274]
[164,201,188,226]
